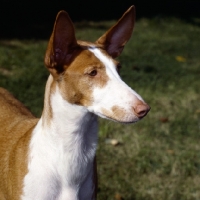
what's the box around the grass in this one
[1,17,200,199]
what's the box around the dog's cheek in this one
[77,79,94,107]
[61,78,93,106]
[58,77,80,105]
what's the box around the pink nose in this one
[134,103,150,118]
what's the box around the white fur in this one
[88,48,144,123]
[22,84,98,200]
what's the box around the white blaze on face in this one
[88,47,148,123]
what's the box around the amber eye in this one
[116,64,121,73]
[88,70,97,77]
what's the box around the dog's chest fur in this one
[21,83,98,200]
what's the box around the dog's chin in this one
[95,112,140,124]
[106,116,140,124]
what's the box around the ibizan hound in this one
[0,5,150,200]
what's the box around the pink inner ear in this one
[53,11,77,62]
[96,6,135,58]
[44,10,79,76]
[107,46,124,58]
[55,48,63,60]
[47,10,79,73]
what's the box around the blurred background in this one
[0,0,200,39]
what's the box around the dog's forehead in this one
[87,47,120,79]
[88,47,117,68]
[66,48,103,72]
[78,40,117,64]
[68,41,118,72]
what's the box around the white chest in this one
[21,109,98,200]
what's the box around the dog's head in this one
[44,6,150,123]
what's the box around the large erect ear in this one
[96,6,135,58]
[44,10,78,76]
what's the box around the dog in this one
[0,5,150,200]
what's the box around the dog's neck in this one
[24,75,98,199]
[42,75,98,138]
[40,75,98,163]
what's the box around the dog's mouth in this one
[93,111,140,124]
[97,105,145,124]
[104,115,140,124]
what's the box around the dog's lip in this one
[110,117,139,124]
[97,113,140,124]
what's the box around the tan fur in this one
[59,47,109,106]
[41,75,55,126]
[0,87,38,199]
[101,106,127,122]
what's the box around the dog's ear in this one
[96,6,135,58]
[44,10,78,76]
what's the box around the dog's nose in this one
[134,103,150,118]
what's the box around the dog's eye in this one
[116,64,121,73]
[88,70,97,77]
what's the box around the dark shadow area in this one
[0,0,200,39]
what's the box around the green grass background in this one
[0,17,200,199]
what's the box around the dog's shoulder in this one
[0,87,38,137]
[0,87,38,199]
[0,87,35,118]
